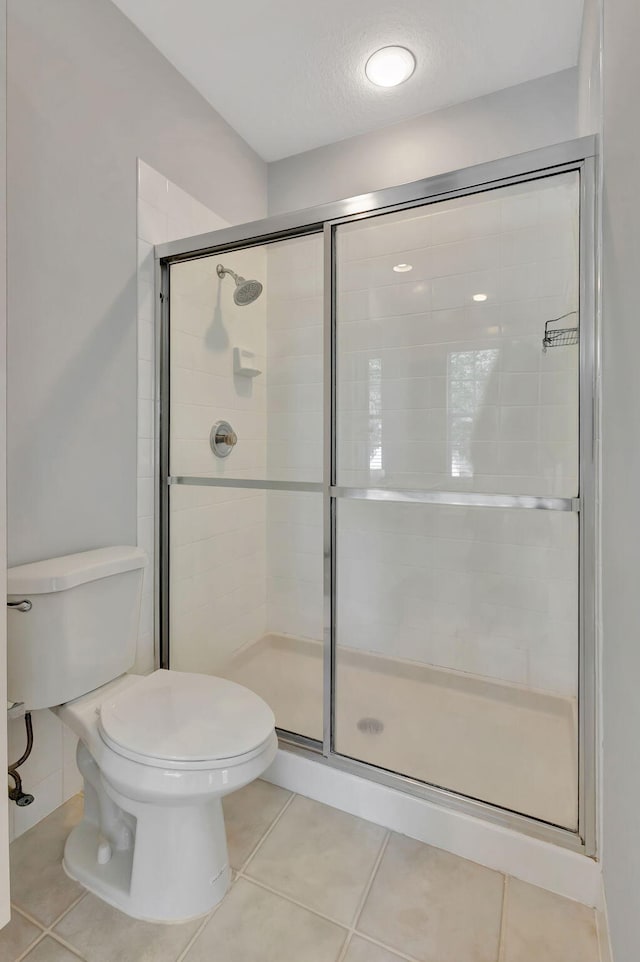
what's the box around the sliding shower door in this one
[332,172,582,830]
[160,140,595,847]
[166,233,325,741]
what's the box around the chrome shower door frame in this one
[156,135,599,857]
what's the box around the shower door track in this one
[156,135,599,858]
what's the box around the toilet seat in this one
[97,669,275,770]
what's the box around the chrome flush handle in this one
[7,600,32,612]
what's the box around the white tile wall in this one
[170,485,267,671]
[265,491,324,642]
[265,235,324,642]
[165,174,579,704]
[336,173,579,496]
[168,242,269,671]
[7,710,83,841]
[331,173,580,696]
[261,175,580,697]
[337,500,579,695]
[170,233,326,671]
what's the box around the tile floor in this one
[1,783,602,962]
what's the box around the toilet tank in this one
[7,546,147,710]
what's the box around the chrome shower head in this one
[216,264,263,306]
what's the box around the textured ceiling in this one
[111,0,585,161]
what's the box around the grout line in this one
[236,873,349,932]
[350,830,390,930]
[237,825,392,951]
[10,904,46,931]
[336,831,391,962]
[335,931,354,962]
[46,930,88,959]
[178,791,297,962]
[14,932,46,962]
[10,891,90,962]
[175,881,236,962]
[497,874,510,962]
[175,915,213,962]
[46,892,88,932]
[236,790,296,875]
[345,931,425,962]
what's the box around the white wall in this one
[268,69,579,215]
[4,0,266,838]
[577,0,602,137]
[0,0,10,926]
[601,0,640,958]
[6,0,266,569]
[5,162,243,844]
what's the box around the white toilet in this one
[6,546,277,923]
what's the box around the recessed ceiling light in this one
[365,46,416,88]
[472,293,488,302]
[393,263,413,273]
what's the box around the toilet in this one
[6,546,277,923]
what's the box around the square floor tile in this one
[221,779,291,870]
[357,833,504,962]
[245,796,387,924]
[10,796,85,926]
[502,878,599,962]
[53,893,201,962]
[342,935,406,962]
[21,939,82,962]
[184,879,346,962]
[0,909,42,962]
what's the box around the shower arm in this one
[216,265,240,283]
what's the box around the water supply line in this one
[8,709,35,806]
[7,597,35,806]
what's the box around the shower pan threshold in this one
[219,634,578,830]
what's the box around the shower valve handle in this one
[217,430,237,447]
[210,421,238,458]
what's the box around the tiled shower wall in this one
[169,245,269,673]
[168,173,579,699]
[263,174,580,697]
[265,235,324,641]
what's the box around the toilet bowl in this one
[56,670,277,923]
[53,669,276,922]
[6,547,277,923]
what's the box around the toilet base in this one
[63,816,231,924]
[68,742,233,923]
[64,820,230,924]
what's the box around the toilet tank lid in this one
[7,546,147,595]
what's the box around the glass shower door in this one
[167,232,325,742]
[333,172,581,829]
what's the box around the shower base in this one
[220,633,578,831]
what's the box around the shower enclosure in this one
[155,137,597,854]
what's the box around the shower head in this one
[216,264,263,306]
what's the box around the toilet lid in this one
[98,670,275,763]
